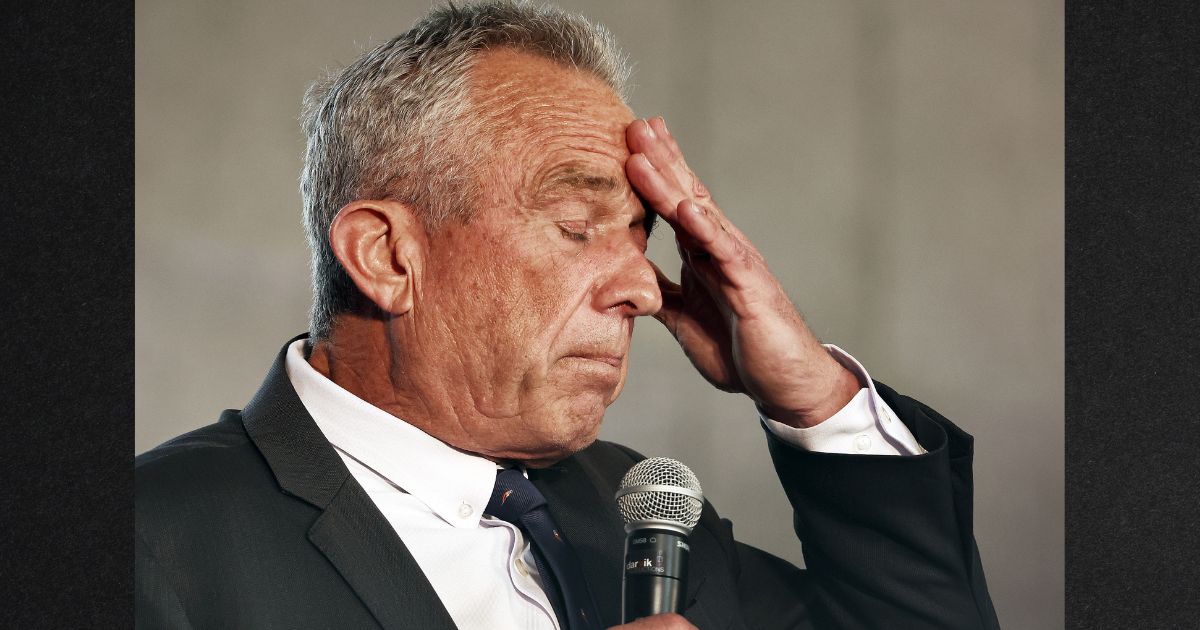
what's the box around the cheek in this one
[520,256,593,323]
[440,226,602,380]
[453,247,579,379]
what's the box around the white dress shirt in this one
[762,344,925,456]
[284,339,921,630]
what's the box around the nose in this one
[593,237,662,318]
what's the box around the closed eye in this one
[560,225,590,242]
[556,219,591,242]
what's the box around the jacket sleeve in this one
[731,380,1000,629]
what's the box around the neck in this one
[309,315,578,469]
[307,315,490,460]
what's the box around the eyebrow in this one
[535,164,658,234]
[542,167,621,194]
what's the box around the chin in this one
[517,405,605,468]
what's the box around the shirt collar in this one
[283,339,497,528]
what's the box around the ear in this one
[327,200,425,316]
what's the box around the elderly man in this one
[135,2,999,629]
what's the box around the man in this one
[136,2,999,629]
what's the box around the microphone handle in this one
[621,528,690,622]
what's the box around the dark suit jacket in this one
[135,339,1000,629]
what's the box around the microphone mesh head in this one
[616,457,703,532]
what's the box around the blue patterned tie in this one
[487,468,603,630]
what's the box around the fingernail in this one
[656,116,669,136]
[639,153,657,171]
[643,119,657,139]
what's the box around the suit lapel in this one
[242,337,457,630]
[308,479,458,630]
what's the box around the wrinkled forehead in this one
[466,48,635,162]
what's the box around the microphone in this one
[615,457,704,623]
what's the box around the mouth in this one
[564,353,624,368]
[566,350,624,364]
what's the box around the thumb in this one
[648,260,682,335]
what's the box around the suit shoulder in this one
[135,410,275,512]
[136,410,252,470]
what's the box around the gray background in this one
[136,1,1063,628]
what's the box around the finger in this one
[627,118,695,198]
[627,118,739,232]
[626,152,688,224]
[677,199,741,268]
[628,150,757,283]
[678,199,768,307]
[649,116,715,204]
[646,116,679,157]
[627,152,735,256]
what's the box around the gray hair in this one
[299,0,631,340]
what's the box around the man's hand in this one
[609,613,698,629]
[625,117,860,428]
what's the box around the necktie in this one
[486,468,603,630]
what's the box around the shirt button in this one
[854,434,872,451]
[458,502,473,518]
[880,408,892,423]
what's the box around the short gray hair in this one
[299,0,631,340]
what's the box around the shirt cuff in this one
[760,344,926,456]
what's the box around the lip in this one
[566,354,624,367]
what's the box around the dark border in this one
[1066,1,1200,627]
[3,0,1199,626]
[0,2,133,626]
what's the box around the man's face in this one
[412,49,660,465]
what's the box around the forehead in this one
[468,48,635,165]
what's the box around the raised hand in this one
[625,117,859,428]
